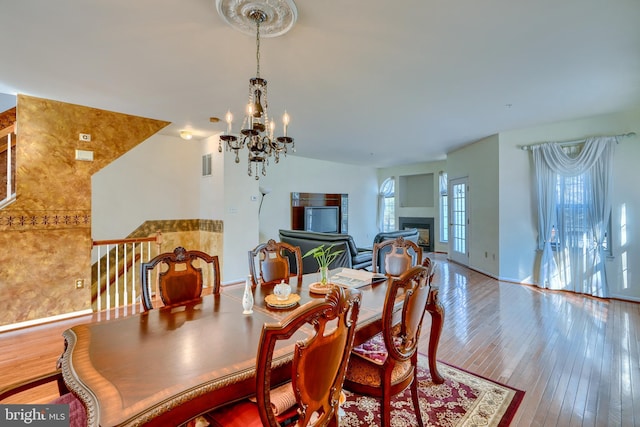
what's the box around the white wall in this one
[497,108,640,300]
[377,160,448,253]
[92,133,202,240]
[221,143,260,284]
[447,135,500,277]
[199,136,225,220]
[0,93,15,111]
[255,156,379,249]
[446,108,640,301]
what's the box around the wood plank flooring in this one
[1,254,638,426]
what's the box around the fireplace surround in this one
[398,217,434,252]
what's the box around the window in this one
[551,173,610,253]
[379,177,395,232]
[439,172,448,242]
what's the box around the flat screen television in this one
[304,206,339,233]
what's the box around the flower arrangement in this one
[303,244,344,285]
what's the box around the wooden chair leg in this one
[382,386,392,427]
[410,376,424,427]
[426,287,445,384]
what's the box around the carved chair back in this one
[248,239,303,287]
[140,246,220,310]
[372,236,423,277]
[255,286,361,426]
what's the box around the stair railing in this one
[91,233,162,312]
[0,124,16,209]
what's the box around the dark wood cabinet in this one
[291,192,348,233]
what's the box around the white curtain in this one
[439,171,448,196]
[532,136,617,297]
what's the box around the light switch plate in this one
[75,149,94,161]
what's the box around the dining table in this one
[59,271,443,426]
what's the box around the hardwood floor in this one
[1,254,638,426]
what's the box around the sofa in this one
[278,228,421,275]
[279,229,373,274]
[372,228,419,245]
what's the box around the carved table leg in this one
[426,286,445,384]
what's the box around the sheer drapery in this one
[532,136,617,297]
[439,172,448,242]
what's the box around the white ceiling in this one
[1,0,639,167]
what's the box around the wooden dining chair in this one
[0,369,87,427]
[207,286,362,427]
[140,246,220,310]
[248,239,303,287]
[343,264,434,427]
[372,236,423,276]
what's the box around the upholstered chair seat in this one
[345,330,412,387]
[208,398,299,427]
[346,350,412,388]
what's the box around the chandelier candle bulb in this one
[247,104,254,128]
[225,110,233,134]
[283,111,290,136]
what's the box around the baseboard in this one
[0,309,93,333]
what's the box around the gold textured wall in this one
[0,95,170,326]
[136,219,224,264]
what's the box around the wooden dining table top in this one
[59,272,392,427]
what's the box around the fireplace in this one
[398,217,434,252]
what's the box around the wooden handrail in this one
[0,125,16,156]
[0,124,15,139]
[93,236,158,246]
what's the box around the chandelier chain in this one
[255,19,261,78]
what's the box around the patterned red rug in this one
[339,354,524,427]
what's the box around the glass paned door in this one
[449,177,469,265]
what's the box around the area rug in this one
[339,354,524,427]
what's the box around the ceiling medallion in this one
[216,0,297,38]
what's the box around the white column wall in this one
[446,135,500,277]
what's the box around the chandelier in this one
[217,1,297,179]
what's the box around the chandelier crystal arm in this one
[217,3,296,180]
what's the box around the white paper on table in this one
[330,268,386,288]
